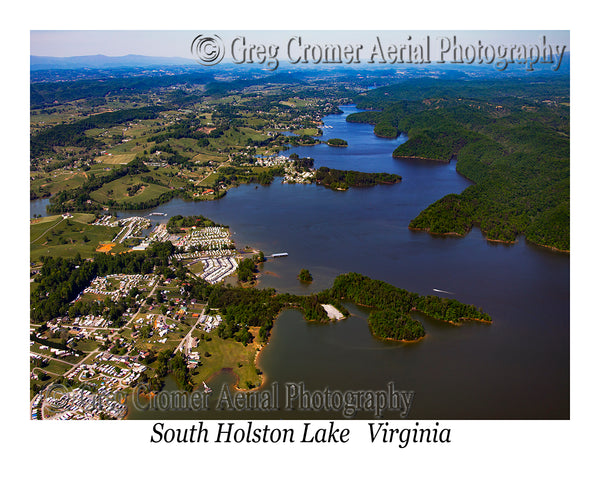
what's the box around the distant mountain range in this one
[30,54,196,70]
[30,52,570,75]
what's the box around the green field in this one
[31,170,89,196]
[90,175,172,205]
[30,213,122,260]
[39,359,74,376]
[72,338,101,352]
[294,127,320,136]
[97,153,137,165]
[208,127,268,150]
[197,172,220,187]
[189,329,262,390]
[191,152,226,164]
[185,261,205,276]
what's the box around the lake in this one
[46,105,568,419]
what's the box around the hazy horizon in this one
[31,30,570,58]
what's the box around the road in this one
[33,352,77,367]
[63,349,99,378]
[175,306,206,355]
[124,280,160,329]
[30,217,65,244]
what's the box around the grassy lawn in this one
[209,127,269,150]
[186,261,205,276]
[242,117,267,128]
[40,359,74,376]
[73,339,101,352]
[294,127,320,136]
[102,139,149,155]
[30,214,122,260]
[189,330,262,390]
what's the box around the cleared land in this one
[30,213,123,260]
[89,176,171,205]
[97,153,137,165]
[189,328,263,390]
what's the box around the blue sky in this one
[31,30,570,58]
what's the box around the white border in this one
[4,0,597,477]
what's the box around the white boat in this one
[433,288,453,294]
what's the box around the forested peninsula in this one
[346,78,570,251]
[326,272,491,341]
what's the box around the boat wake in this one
[433,288,454,295]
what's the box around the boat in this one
[271,252,288,258]
[203,381,212,394]
[433,288,453,294]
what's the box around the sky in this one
[30,30,570,58]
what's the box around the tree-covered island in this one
[315,167,401,190]
[326,138,348,147]
[298,269,313,283]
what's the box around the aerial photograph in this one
[28,30,570,423]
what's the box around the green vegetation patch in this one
[189,332,262,390]
[326,138,348,147]
[298,269,313,283]
[350,78,570,250]
[326,272,491,341]
[30,215,121,261]
[167,214,223,234]
[374,122,400,139]
[90,176,171,206]
[315,167,401,190]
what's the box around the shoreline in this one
[526,240,570,254]
[486,237,516,245]
[393,154,450,163]
[408,226,466,237]
[119,294,492,418]
[455,316,493,325]
[370,331,427,344]
[203,337,267,394]
[410,225,569,254]
[374,133,400,140]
